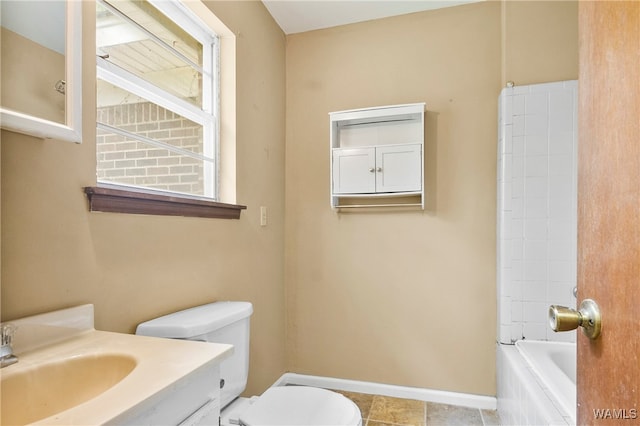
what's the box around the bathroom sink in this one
[1,353,137,425]
[0,305,232,425]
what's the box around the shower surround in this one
[496,80,578,344]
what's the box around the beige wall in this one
[502,1,578,85]
[284,0,577,396]
[0,0,286,396]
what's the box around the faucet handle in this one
[1,323,17,346]
[0,324,19,367]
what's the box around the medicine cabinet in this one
[0,0,82,142]
[330,103,425,209]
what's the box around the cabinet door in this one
[332,148,376,194]
[375,144,422,193]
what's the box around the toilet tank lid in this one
[135,301,253,339]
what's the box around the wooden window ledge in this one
[84,186,246,219]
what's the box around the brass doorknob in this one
[549,299,602,339]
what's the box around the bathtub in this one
[497,341,576,425]
[517,340,576,418]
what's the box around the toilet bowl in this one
[136,302,362,426]
[236,386,361,426]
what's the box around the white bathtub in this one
[517,340,576,419]
[497,341,576,425]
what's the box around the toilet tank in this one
[135,301,253,409]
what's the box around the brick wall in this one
[97,102,205,196]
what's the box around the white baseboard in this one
[272,373,497,411]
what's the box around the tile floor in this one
[333,390,502,426]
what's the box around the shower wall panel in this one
[497,80,578,344]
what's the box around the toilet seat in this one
[238,386,362,426]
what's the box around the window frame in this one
[90,0,243,218]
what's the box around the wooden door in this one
[578,2,640,424]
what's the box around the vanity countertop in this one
[1,305,233,425]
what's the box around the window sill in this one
[84,186,246,219]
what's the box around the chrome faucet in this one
[1,323,18,368]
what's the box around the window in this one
[90,0,243,218]
[95,0,219,199]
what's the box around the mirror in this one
[0,1,82,143]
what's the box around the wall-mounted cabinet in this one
[330,103,425,209]
[0,0,83,143]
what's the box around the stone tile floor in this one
[333,390,502,426]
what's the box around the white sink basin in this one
[2,353,136,425]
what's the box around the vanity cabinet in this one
[330,103,425,209]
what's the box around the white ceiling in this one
[262,0,483,35]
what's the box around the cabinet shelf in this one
[329,103,425,209]
[332,191,422,198]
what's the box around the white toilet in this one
[136,301,362,426]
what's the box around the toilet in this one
[135,301,361,426]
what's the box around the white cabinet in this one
[332,147,376,194]
[329,103,425,208]
[332,144,422,194]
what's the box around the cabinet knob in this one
[369,167,375,173]
[377,167,382,172]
